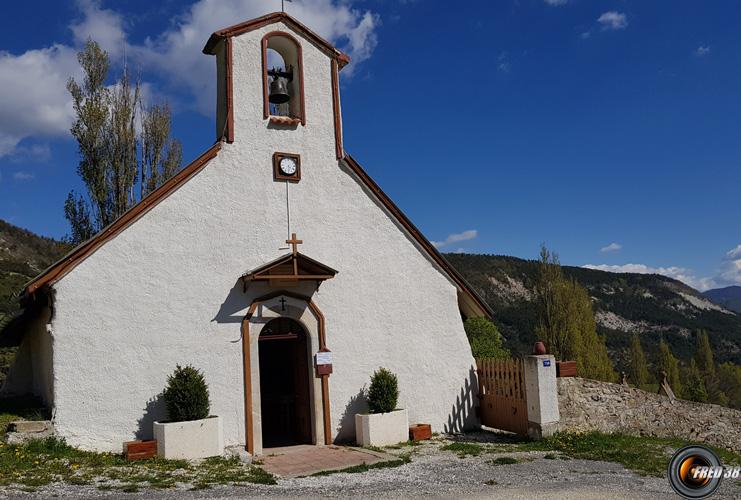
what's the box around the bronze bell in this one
[269,76,290,104]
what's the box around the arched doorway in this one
[258,317,312,448]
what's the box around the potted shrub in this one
[355,367,409,446]
[153,365,224,459]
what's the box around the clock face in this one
[279,157,297,175]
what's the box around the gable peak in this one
[202,11,350,69]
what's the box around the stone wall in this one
[557,377,741,453]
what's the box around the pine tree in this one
[657,340,682,397]
[627,334,649,389]
[533,245,616,382]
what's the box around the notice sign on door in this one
[316,352,332,366]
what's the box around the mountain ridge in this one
[704,285,741,314]
[1,219,739,370]
[444,253,741,368]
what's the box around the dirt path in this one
[1,438,738,499]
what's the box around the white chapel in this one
[2,12,490,454]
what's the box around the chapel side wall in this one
[48,21,479,452]
[1,306,53,408]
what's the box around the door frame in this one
[241,291,331,455]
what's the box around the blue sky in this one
[0,0,740,291]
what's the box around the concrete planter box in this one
[355,409,409,447]
[153,416,224,459]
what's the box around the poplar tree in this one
[694,330,728,405]
[534,245,616,382]
[657,339,682,397]
[140,103,182,198]
[65,40,182,244]
[694,330,715,378]
[627,334,649,389]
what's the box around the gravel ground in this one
[0,437,739,499]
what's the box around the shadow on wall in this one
[334,387,367,443]
[213,280,249,325]
[136,392,167,440]
[444,366,479,433]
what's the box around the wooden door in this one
[259,317,312,447]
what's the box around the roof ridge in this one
[202,11,351,68]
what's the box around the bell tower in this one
[202,12,350,160]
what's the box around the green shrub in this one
[367,367,398,414]
[464,318,510,359]
[163,365,210,422]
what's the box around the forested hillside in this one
[0,220,69,324]
[445,253,741,368]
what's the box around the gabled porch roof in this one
[241,252,338,284]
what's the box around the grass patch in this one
[484,479,498,486]
[544,453,558,460]
[312,454,411,477]
[384,440,423,450]
[489,456,519,465]
[503,432,741,478]
[0,436,276,490]
[440,442,485,458]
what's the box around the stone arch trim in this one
[261,31,306,126]
[241,291,330,454]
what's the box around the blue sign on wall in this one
[543,360,551,367]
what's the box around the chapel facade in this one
[2,12,489,454]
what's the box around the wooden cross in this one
[286,232,303,255]
[279,297,288,311]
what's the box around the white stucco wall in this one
[48,20,479,452]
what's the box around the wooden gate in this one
[476,358,529,436]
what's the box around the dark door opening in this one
[259,317,312,448]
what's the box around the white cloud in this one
[597,11,628,31]
[713,245,741,288]
[726,245,741,260]
[8,143,51,163]
[497,52,510,73]
[581,247,741,292]
[544,0,568,5]
[0,45,80,158]
[432,229,478,249]
[582,263,703,289]
[13,171,35,181]
[0,0,380,157]
[131,0,380,114]
[600,242,622,253]
[70,0,127,57]
[0,0,128,159]
[694,45,711,57]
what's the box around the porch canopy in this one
[241,252,337,287]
